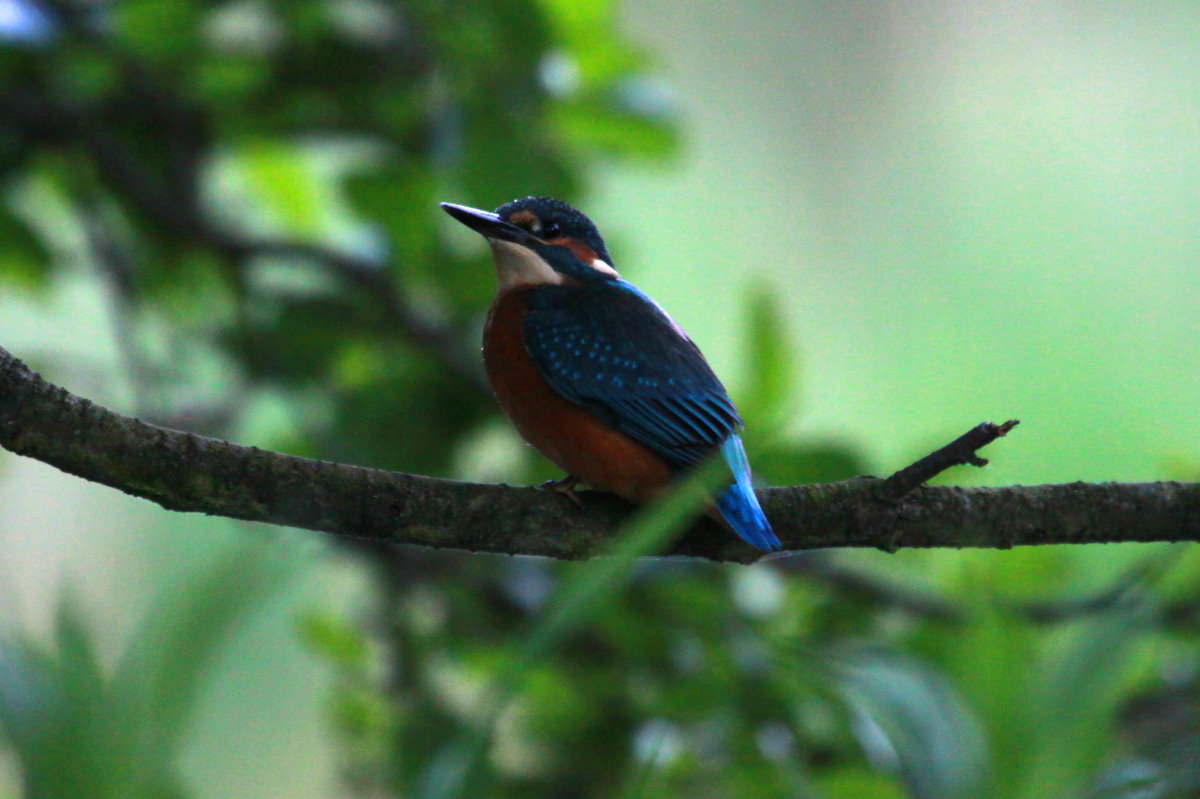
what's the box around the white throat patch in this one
[487,240,621,289]
[488,239,564,290]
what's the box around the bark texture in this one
[2,345,1197,563]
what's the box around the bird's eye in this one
[541,221,562,238]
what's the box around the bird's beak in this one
[440,202,533,246]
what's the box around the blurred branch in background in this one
[3,343,1197,561]
[0,20,481,386]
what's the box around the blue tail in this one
[715,435,781,551]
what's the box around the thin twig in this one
[880,420,1021,500]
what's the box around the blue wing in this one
[524,279,781,551]
[524,280,741,467]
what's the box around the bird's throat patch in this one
[488,239,564,290]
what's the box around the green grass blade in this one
[417,456,731,799]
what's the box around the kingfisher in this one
[441,197,781,551]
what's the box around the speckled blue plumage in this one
[524,278,780,551]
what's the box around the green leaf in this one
[750,441,866,485]
[114,0,201,62]
[416,455,734,799]
[0,207,51,290]
[813,767,909,799]
[550,102,678,160]
[939,606,1034,799]
[298,611,370,668]
[737,285,799,430]
[826,646,993,799]
[0,541,301,799]
[1078,757,1197,799]
[1015,602,1157,799]
[194,57,272,107]
[535,0,643,86]
[238,140,327,238]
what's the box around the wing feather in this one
[523,281,740,467]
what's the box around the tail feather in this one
[716,436,781,551]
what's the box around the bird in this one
[441,197,781,551]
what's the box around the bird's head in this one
[441,197,618,290]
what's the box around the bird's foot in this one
[539,475,584,509]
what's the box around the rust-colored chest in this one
[482,287,672,502]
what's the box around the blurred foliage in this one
[0,0,684,478]
[0,541,298,798]
[2,2,1199,799]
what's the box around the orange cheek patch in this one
[545,237,598,263]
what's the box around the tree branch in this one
[2,345,1198,563]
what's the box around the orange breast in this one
[483,287,673,504]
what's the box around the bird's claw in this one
[539,475,584,509]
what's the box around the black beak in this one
[440,202,532,245]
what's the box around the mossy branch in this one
[2,345,1197,563]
